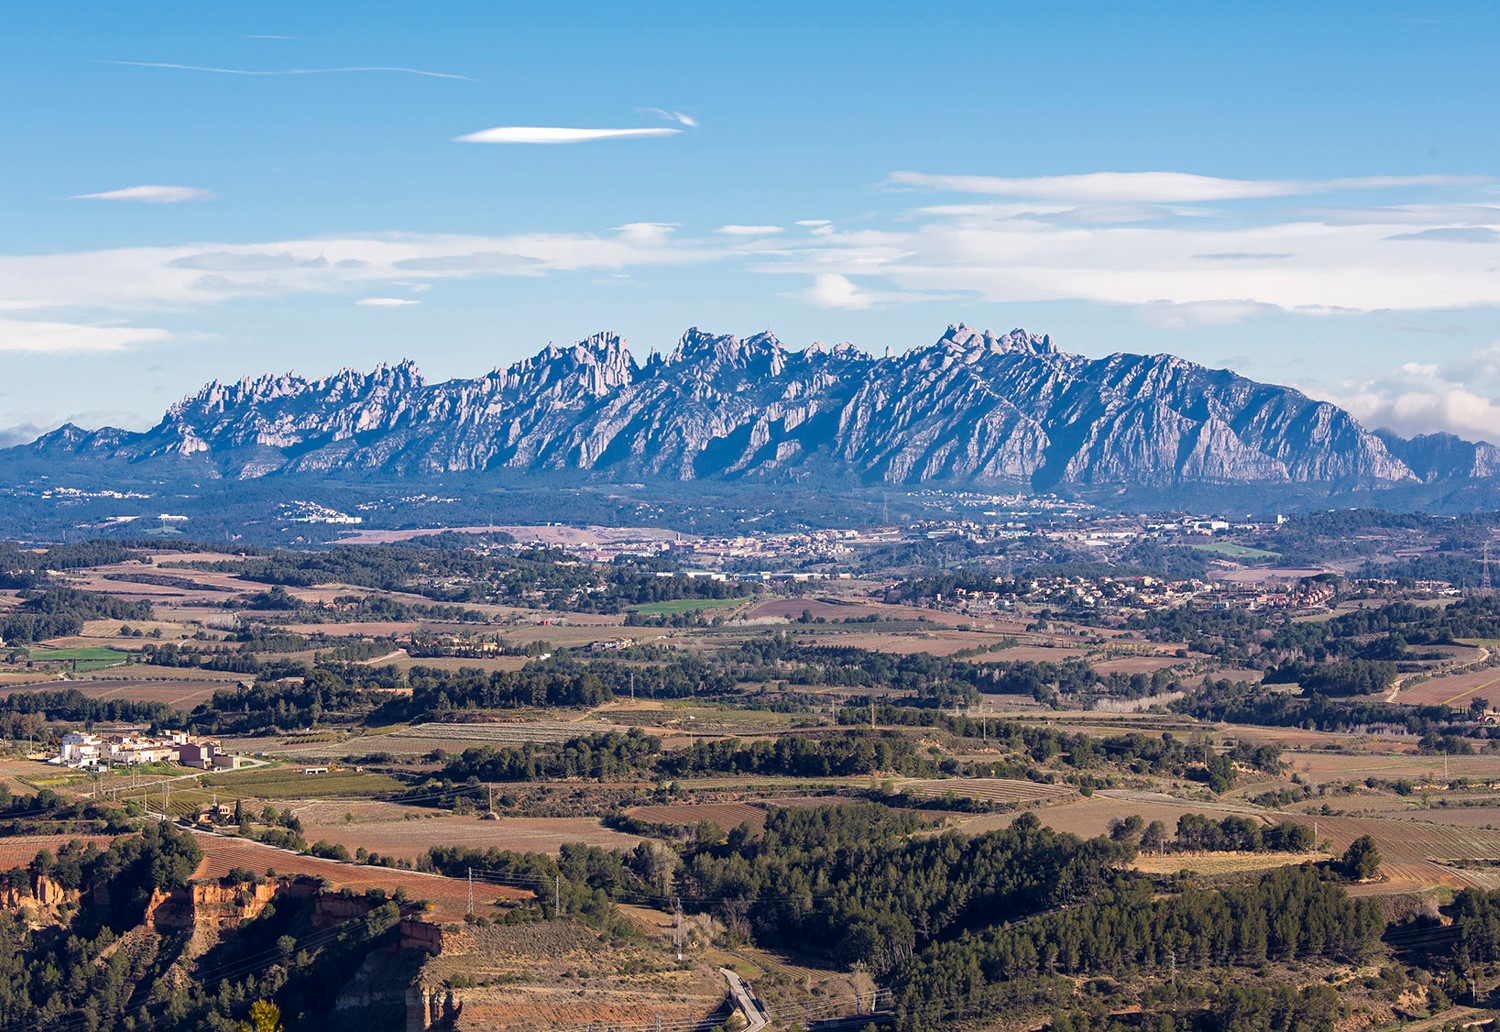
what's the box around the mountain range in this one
[12,324,1500,494]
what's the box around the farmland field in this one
[627,801,769,830]
[0,677,229,709]
[1396,667,1500,708]
[188,830,527,923]
[1281,749,1500,786]
[292,803,647,859]
[388,720,628,747]
[628,596,752,615]
[0,835,116,870]
[900,777,1076,805]
[199,767,407,799]
[24,646,131,671]
[1130,850,1329,875]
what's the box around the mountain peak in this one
[666,327,787,377]
[936,323,1057,357]
[8,322,1479,493]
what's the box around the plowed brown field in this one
[188,830,529,923]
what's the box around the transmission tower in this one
[1484,540,1493,594]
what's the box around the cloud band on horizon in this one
[455,126,682,144]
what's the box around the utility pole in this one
[554,873,561,916]
[673,897,684,961]
[467,868,474,917]
[870,699,876,732]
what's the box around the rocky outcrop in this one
[15,324,1488,491]
[145,880,278,933]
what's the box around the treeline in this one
[1177,678,1464,736]
[840,707,1282,791]
[1265,658,1399,697]
[0,587,153,644]
[183,543,756,613]
[0,541,143,589]
[437,729,948,784]
[0,688,175,730]
[1171,813,1314,853]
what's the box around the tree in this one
[1340,835,1382,881]
[237,1000,284,1032]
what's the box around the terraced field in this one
[0,835,115,869]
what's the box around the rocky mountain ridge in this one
[17,325,1500,490]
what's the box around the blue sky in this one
[4,1,1500,444]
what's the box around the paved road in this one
[719,968,768,1032]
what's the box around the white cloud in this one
[792,274,952,311]
[0,227,715,317]
[1319,342,1500,442]
[638,107,698,128]
[716,225,783,236]
[455,126,680,144]
[795,220,832,227]
[105,60,471,81]
[0,318,169,353]
[356,297,421,307]
[614,223,678,245]
[886,170,1489,203]
[756,192,1500,319]
[72,185,215,204]
[801,274,875,309]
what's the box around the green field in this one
[628,596,753,616]
[199,766,407,799]
[1189,542,1281,560]
[31,646,132,671]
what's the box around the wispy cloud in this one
[72,185,215,204]
[356,297,421,307]
[886,170,1490,203]
[1387,227,1500,243]
[104,60,472,81]
[638,107,698,128]
[455,126,680,144]
[0,318,169,353]
[716,225,783,236]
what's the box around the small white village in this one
[50,729,247,772]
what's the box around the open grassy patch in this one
[1189,542,1281,560]
[31,646,131,671]
[627,596,753,615]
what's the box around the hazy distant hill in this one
[12,324,1500,494]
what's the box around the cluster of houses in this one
[51,730,246,772]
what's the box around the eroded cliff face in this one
[145,879,281,933]
[22,323,1472,490]
[0,873,77,914]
